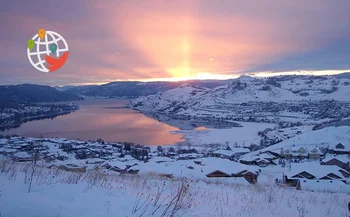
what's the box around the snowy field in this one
[0,161,349,217]
[175,122,275,147]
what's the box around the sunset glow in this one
[1,0,350,85]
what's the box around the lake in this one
[0,99,185,145]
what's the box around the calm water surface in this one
[1,99,184,145]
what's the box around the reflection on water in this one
[1,99,184,145]
[193,126,208,131]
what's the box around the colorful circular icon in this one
[27,29,69,73]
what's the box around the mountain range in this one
[0,84,81,108]
[61,80,233,98]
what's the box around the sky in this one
[1,0,350,86]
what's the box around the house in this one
[194,160,202,165]
[281,147,307,159]
[86,158,105,165]
[202,158,260,184]
[102,161,127,173]
[152,156,174,163]
[232,170,259,184]
[206,170,231,178]
[321,156,350,172]
[257,152,279,161]
[240,156,260,165]
[126,164,140,174]
[284,162,349,186]
[308,147,323,159]
[254,158,271,167]
[328,143,350,155]
[177,153,203,160]
[12,151,32,162]
[0,148,16,155]
[127,168,140,174]
[212,148,250,160]
[58,164,86,173]
[290,147,308,159]
[296,180,350,193]
[240,155,274,167]
[280,146,324,159]
[266,150,282,158]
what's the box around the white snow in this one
[299,180,350,193]
[176,122,275,147]
[0,165,348,217]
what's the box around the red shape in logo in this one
[45,52,69,72]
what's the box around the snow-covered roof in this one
[151,156,174,163]
[105,160,127,169]
[321,155,350,164]
[213,148,250,157]
[13,152,31,158]
[86,158,105,164]
[1,148,16,153]
[200,157,259,175]
[257,152,275,159]
[329,143,350,151]
[299,180,350,193]
[73,144,86,149]
[286,162,348,179]
[0,139,8,145]
[308,147,322,155]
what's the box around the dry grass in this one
[0,159,348,217]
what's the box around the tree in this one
[187,142,192,150]
[157,145,163,152]
[225,141,231,150]
[176,143,182,152]
[124,143,131,151]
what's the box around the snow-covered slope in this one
[211,78,301,102]
[130,75,350,122]
[243,126,350,157]
[131,84,212,113]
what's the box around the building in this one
[308,147,323,159]
[211,148,250,160]
[206,170,231,178]
[202,158,260,184]
[279,146,325,160]
[12,151,32,162]
[328,143,350,155]
[58,164,86,173]
[321,156,350,172]
[284,162,349,186]
[232,170,259,184]
[240,155,274,167]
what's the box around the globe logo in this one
[27,29,69,73]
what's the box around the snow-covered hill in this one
[130,75,350,125]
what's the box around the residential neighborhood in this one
[0,135,349,193]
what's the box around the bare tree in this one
[28,149,39,193]
[176,143,182,152]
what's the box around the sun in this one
[168,66,191,79]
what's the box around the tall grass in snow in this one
[0,160,348,217]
